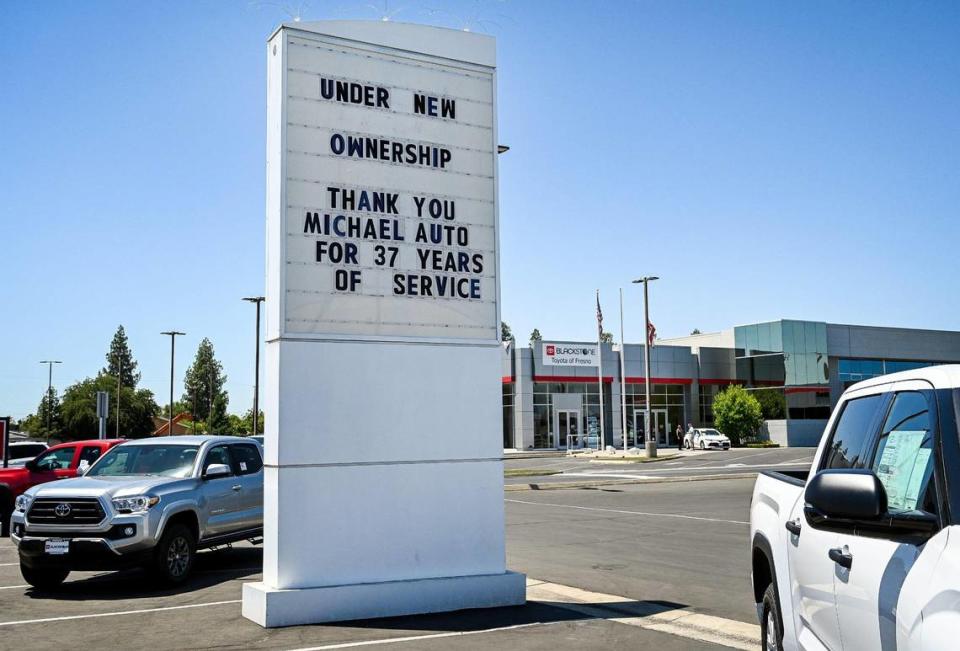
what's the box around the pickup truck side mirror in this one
[806,469,886,520]
[203,463,231,479]
[24,459,38,473]
[804,469,938,539]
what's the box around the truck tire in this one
[761,582,783,651]
[20,563,69,590]
[152,523,196,585]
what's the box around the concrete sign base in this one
[242,571,526,628]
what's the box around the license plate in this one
[44,539,70,555]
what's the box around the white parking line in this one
[0,584,28,590]
[0,599,241,627]
[286,621,562,650]
[505,498,749,525]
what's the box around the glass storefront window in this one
[502,383,514,448]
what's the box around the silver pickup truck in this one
[10,435,263,589]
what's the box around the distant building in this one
[151,413,195,436]
[502,319,960,448]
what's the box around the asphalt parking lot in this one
[0,474,765,650]
[505,446,814,486]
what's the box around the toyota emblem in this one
[54,503,72,518]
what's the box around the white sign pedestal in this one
[242,21,525,628]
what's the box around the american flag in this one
[596,290,603,340]
[647,321,657,347]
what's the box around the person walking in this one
[676,424,684,450]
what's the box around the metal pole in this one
[243,296,266,436]
[39,360,61,433]
[47,363,52,431]
[253,300,261,435]
[116,359,122,439]
[631,277,659,458]
[643,281,655,458]
[619,288,628,452]
[596,290,605,453]
[161,332,184,436]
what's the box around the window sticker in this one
[875,430,931,511]
[240,461,247,471]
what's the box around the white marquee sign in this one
[272,30,499,343]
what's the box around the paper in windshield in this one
[874,430,931,511]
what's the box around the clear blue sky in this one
[2,1,959,420]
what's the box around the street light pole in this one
[38,360,62,432]
[632,277,659,458]
[116,359,122,439]
[242,296,265,436]
[160,331,185,436]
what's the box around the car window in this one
[870,392,936,514]
[88,444,200,478]
[230,444,263,475]
[33,446,75,471]
[822,394,885,470]
[203,445,234,475]
[78,446,103,470]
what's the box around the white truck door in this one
[833,387,941,651]
[787,496,843,651]
[792,392,889,650]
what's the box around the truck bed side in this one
[750,471,806,650]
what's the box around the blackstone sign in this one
[242,21,524,628]
[542,342,600,367]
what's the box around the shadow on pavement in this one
[23,546,262,601]
[324,598,688,635]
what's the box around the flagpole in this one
[619,288,628,452]
[632,277,659,458]
[596,290,605,453]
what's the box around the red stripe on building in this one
[501,376,514,384]
[784,386,829,395]
[534,375,615,383]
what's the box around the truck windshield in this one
[87,444,200,478]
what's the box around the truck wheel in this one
[761,583,783,651]
[20,563,69,590]
[152,524,196,585]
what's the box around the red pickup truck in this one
[0,439,125,535]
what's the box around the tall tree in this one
[182,338,227,421]
[529,328,542,343]
[24,388,62,437]
[206,393,230,434]
[500,321,515,342]
[103,325,141,388]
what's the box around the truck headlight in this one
[112,495,160,514]
[14,494,32,512]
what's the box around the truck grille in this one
[27,498,106,525]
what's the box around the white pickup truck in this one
[750,365,960,651]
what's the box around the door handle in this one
[784,519,802,536]
[231,484,242,491]
[828,547,853,569]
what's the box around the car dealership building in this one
[502,319,960,448]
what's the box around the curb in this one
[504,472,759,491]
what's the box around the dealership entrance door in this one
[556,410,581,449]
[634,409,669,446]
